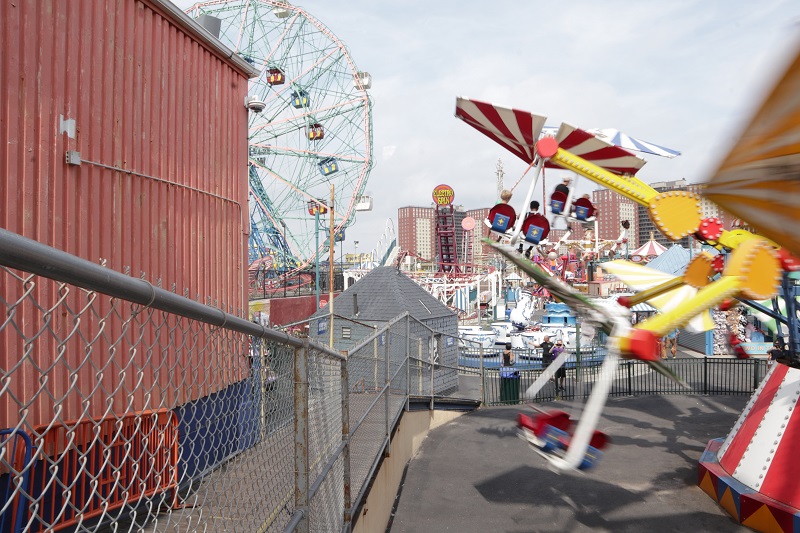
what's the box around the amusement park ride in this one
[456,37,800,529]
[185,1,375,288]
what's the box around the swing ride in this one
[456,35,800,528]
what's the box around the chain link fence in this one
[0,229,457,533]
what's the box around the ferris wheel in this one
[185,1,374,272]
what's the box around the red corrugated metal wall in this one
[0,0,253,427]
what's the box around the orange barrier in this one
[29,410,178,532]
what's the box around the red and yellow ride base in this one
[699,365,800,532]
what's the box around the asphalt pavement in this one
[389,393,751,533]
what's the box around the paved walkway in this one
[389,393,751,532]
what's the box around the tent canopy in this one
[629,233,668,263]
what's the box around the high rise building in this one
[592,188,638,246]
[637,179,688,247]
[635,179,738,247]
[398,205,497,266]
[398,206,436,260]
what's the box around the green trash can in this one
[499,367,520,403]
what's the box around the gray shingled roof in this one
[313,266,454,322]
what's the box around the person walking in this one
[538,335,554,368]
[666,328,679,358]
[551,340,567,392]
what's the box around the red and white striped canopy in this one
[454,97,546,164]
[552,123,647,176]
[455,97,647,176]
[629,238,667,262]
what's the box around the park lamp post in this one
[308,198,328,309]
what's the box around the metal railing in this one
[483,356,768,405]
[0,229,455,533]
[248,268,344,300]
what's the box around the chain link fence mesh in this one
[0,248,458,533]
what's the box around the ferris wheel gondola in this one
[185,1,375,274]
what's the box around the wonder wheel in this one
[185,1,374,273]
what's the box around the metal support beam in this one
[293,340,310,533]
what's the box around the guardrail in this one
[0,228,454,533]
[483,357,768,405]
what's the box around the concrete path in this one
[389,394,750,532]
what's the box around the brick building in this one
[398,205,490,266]
[636,180,737,248]
[592,188,638,246]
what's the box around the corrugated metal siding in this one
[1,0,252,427]
[679,330,712,355]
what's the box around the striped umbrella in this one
[601,260,715,332]
[590,128,681,158]
[702,44,800,257]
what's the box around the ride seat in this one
[572,197,596,221]
[550,191,568,215]
[521,213,551,245]
[485,203,517,236]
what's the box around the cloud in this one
[382,145,396,160]
[173,0,800,256]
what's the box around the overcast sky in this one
[176,0,800,258]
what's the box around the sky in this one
[176,0,800,259]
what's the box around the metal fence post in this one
[479,343,485,405]
[703,356,709,395]
[418,338,423,395]
[627,361,633,396]
[753,359,760,391]
[385,328,391,457]
[406,314,411,410]
[341,357,352,532]
[429,332,435,410]
[294,340,310,533]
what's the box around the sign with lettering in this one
[432,184,455,206]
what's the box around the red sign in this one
[432,184,455,206]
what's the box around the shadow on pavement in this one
[389,394,749,533]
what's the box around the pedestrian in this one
[552,340,567,391]
[666,328,679,358]
[502,342,515,367]
[538,335,554,368]
[767,338,785,368]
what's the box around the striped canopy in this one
[589,128,681,158]
[552,123,647,175]
[629,238,668,263]
[454,97,547,164]
[703,44,800,257]
[455,97,647,175]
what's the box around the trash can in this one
[499,367,520,403]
